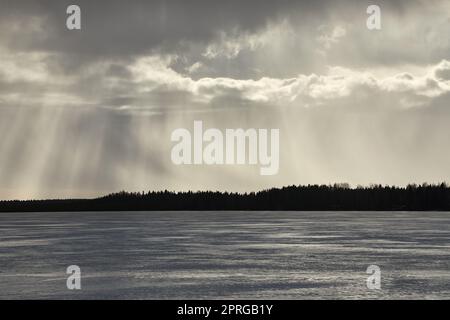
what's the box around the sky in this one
[0,0,449,199]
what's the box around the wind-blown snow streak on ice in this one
[0,211,449,299]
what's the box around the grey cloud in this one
[0,0,291,56]
[435,61,450,81]
[2,0,446,71]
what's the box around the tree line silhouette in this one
[1,183,450,212]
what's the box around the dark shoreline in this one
[1,183,450,212]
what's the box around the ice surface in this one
[0,211,449,299]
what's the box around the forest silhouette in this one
[1,183,450,212]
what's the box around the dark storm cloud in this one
[1,0,447,80]
[1,0,433,57]
[0,0,291,57]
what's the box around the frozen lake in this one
[0,211,449,299]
